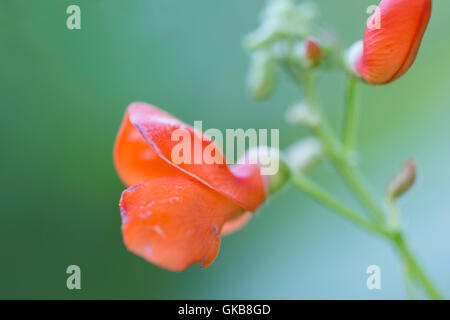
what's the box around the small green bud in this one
[247,51,277,101]
[271,40,291,60]
[293,2,317,22]
[245,1,318,51]
[285,101,320,128]
[245,21,280,51]
[346,40,363,77]
[267,158,290,195]
[285,137,323,172]
[265,0,297,21]
[315,28,344,69]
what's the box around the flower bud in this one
[285,137,322,173]
[346,40,363,77]
[353,0,432,85]
[247,51,277,101]
[314,28,343,70]
[304,37,322,67]
[285,101,320,128]
[292,37,323,68]
[386,160,417,200]
[245,0,318,51]
[271,40,291,60]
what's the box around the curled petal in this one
[115,102,266,212]
[120,177,244,271]
[113,111,181,186]
[355,0,432,84]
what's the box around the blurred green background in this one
[1,0,449,299]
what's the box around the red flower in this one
[114,103,267,271]
[355,0,432,84]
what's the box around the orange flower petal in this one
[115,102,266,212]
[221,211,253,236]
[120,176,244,271]
[113,110,182,186]
[356,0,432,84]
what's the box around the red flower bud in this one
[355,0,432,85]
[304,37,322,67]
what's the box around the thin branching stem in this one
[300,71,386,224]
[342,75,359,152]
[288,68,443,299]
[289,169,388,237]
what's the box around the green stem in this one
[386,197,402,232]
[301,72,385,224]
[335,160,386,224]
[342,75,359,151]
[290,170,388,237]
[392,233,443,300]
[290,167,443,298]
[291,68,442,299]
[401,263,418,300]
[300,72,342,162]
[386,201,441,298]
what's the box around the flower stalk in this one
[342,75,359,153]
[245,0,441,299]
[289,169,388,237]
[291,70,442,300]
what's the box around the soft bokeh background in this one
[1,0,449,299]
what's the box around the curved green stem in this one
[386,201,441,298]
[301,72,385,224]
[335,160,386,224]
[289,68,442,299]
[342,75,359,152]
[392,233,443,300]
[289,170,388,237]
